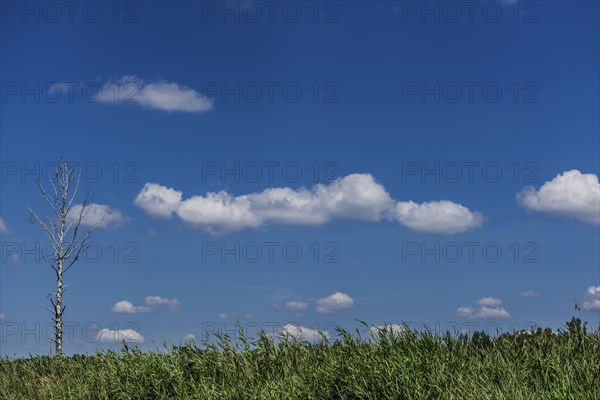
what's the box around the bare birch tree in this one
[28,158,108,356]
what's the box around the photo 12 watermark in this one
[400,241,540,264]
[400,161,539,184]
[1,161,140,184]
[0,321,142,345]
[1,241,141,266]
[0,1,141,24]
[401,81,540,104]
[388,1,540,24]
[198,1,340,24]
[200,241,340,264]
[200,161,340,184]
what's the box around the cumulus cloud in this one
[219,313,229,319]
[273,301,309,312]
[520,289,539,298]
[145,296,180,310]
[134,183,183,218]
[517,170,600,225]
[457,297,511,319]
[316,292,354,314]
[587,285,600,296]
[0,217,10,233]
[368,324,406,339]
[583,285,600,311]
[183,334,196,341]
[177,192,262,235]
[477,297,502,306]
[98,76,213,113]
[391,200,484,234]
[111,300,152,314]
[96,328,145,343]
[69,203,125,229]
[135,173,482,235]
[112,296,180,313]
[249,173,394,224]
[0,313,7,320]
[279,324,329,342]
[583,299,600,311]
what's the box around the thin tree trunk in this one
[55,264,63,356]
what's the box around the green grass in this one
[1,319,599,399]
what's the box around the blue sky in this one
[1,0,599,356]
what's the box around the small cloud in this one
[219,313,229,320]
[391,200,483,235]
[98,76,214,113]
[183,334,196,342]
[145,296,180,310]
[111,300,152,314]
[587,285,600,296]
[520,289,539,298]
[69,203,125,229]
[477,297,502,306]
[244,313,253,319]
[517,170,600,225]
[457,297,511,319]
[0,313,7,320]
[96,328,144,343]
[273,301,309,312]
[583,285,600,311]
[134,183,183,219]
[368,324,406,339]
[279,324,329,342]
[0,217,10,233]
[316,292,354,314]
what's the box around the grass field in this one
[1,318,599,399]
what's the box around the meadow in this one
[1,318,598,399]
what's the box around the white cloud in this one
[517,170,600,225]
[279,324,329,342]
[456,307,475,318]
[457,298,511,319]
[99,76,213,113]
[0,217,10,233]
[111,300,152,314]
[316,292,354,314]
[583,299,600,311]
[69,203,125,229]
[96,328,145,343]
[583,285,600,311]
[368,324,406,339]
[0,313,7,320]
[135,174,482,235]
[248,173,394,225]
[477,297,503,306]
[273,301,309,312]
[134,183,183,218]
[219,313,229,319]
[183,334,196,341]
[476,306,511,319]
[587,285,600,296]
[176,192,262,235]
[145,296,180,310]
[391,200,484,234]
[520,289,539,298]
